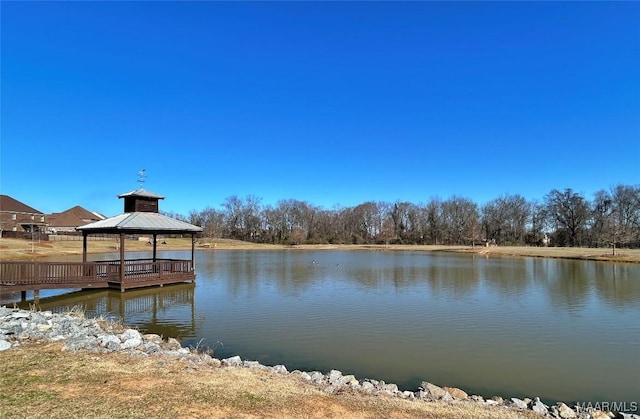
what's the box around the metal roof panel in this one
[76,212,202,233]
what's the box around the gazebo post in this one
[191,233,196,267]
[119,233,125,292]
[152,233,157,262]
[82,232,88,263]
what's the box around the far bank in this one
[2,237,639,263]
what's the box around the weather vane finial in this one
[138,169,147,188]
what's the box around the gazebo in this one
[76,189,203,291]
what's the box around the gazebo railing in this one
[0,259,194,292]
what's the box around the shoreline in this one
[2,237,640,263]
[1,307,629,419]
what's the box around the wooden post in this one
[119,233,125,292]
[82,233,88,263]
[191,233,195,265]
[152,233,157,262]
[191,234,196,283]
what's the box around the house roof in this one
[47,205,106,228]
[67,205,105,221]
[47,212,86,228]
[118,189,165,200]
[0,195,43,214]
[76,212,202,234]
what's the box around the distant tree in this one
[527,200,549,246]
[591,185,640,252]
[544,189,590,247]
[161,210,188,222]
[221,195,262,241]
[424,198,444,245]
[482,194,530,245]
[441,196,479,245]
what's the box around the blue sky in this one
[2,2,639,217]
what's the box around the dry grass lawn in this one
[0,341,542,419]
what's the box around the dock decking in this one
[0,259,195,293]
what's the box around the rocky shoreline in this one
[1,306,636,419]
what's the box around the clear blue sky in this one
[2,2,639,217]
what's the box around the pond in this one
[7,249,640,405]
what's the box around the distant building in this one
[46,206,106,233]
[0,195,46,236]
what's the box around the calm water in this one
[8,250,640,405]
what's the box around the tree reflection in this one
[546,261,591,311]
[593,263,640,308]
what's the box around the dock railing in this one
[0,258,195,293]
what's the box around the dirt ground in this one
[0,341,543,419]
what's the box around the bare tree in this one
[441,196,479,245]
[482,194,530,245]
[544,189,590,247]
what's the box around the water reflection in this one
[17,283,197,341]
[593,263,640,308]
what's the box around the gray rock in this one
[142,333,162,344]
[166,337,182,350]
[121,337,143,349]
[272,364,288,374]
[531,397,549,415]
[441,391,454,402]
[443,386,468,400]
[120,329,142,342]
[0,339,11,351]
[142,342,161,354]
[381,383,398,394]
[511,397,528,409]
[295,371,312,381]
[342,375,359,388]
[557,402,577,418]
[222,355,242,367]
[420,382,447,401]
[243,360,261,369]
[470,395,484,403]
[309,371,324,385]
[402,391,415,399]
[98,334,120,347]
[327,369,343,385]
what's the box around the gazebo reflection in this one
[21,283,197,339]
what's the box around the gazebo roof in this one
[118,189,165,200]
[76,212,202,235]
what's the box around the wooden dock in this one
[0,259,195,297]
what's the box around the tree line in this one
[164,184,640,249]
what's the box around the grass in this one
[0,341,544,419]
